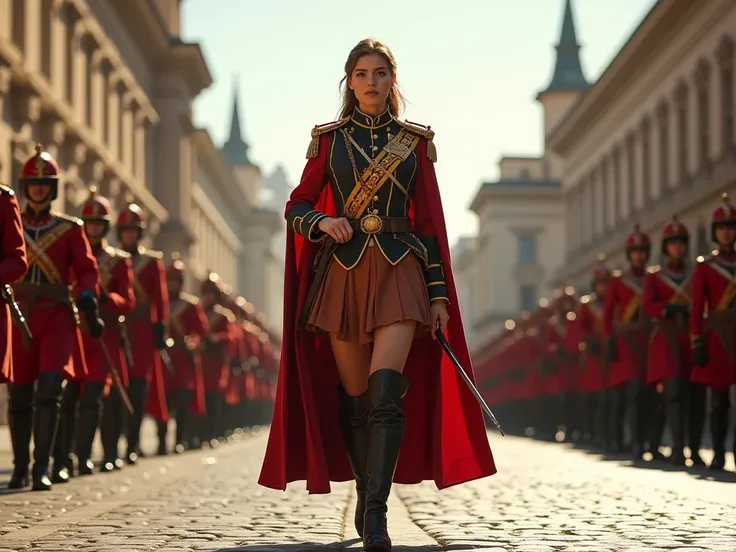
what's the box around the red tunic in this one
[77,245,135,385]
[242,323,262,401]
[12,210,99,384]
[642,264,692,384]
[689,253,736,389]
[576,295,606,392]
[0,187,28,382]
[225,323,245,405]
[602,269,648,387]
[166,292,209,415]
[259,135,496,493]
[125,247,169,421]
[201,304,236,393]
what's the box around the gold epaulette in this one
[137,246,164,259]
[103,245,131,259]
[306,118,349,159]
[51,210,83,226]
[697,252,715,263]
[612,269,623,278]
[395,119,437,162]
[213,303,235,323]
[180,292,199,305]
[647,265,660,274]
[0,183,13,196]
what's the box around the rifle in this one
[97,337,134,414]
[2,283,32,341]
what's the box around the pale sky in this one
[181,0,657,246]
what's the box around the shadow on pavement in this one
[219,540,446,551]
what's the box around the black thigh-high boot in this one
[646,386,667,461]
[686,382,707,466]
[626,379,645,459]
[338,385,370,538]
[100,388,124,471]
[7,383,34,489]
[32,373,65,491]
[663,378,685,464]
[52,381,80,483]
[174,388,192,453]
[363,369,409,551]
[75,382,105,475]
[607,386,626,453]
[157,393,172,456]
[125,377,148,464]
[708,389,730,470]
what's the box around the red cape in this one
[258,135,497,493]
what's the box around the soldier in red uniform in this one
[198,272,236,445]
[8,145,103,491]
[602,225,655,458]
[157,254,208,454]
[643,216,705,466]
[0,183,28,386]
[115,199,169,463]
[576,256,611,447]
[690,193,736,470]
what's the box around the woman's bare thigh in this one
[370,320,417,375]
[329,334,372,396]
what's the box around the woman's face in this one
[348,54,394,112]
[26,183,52,204]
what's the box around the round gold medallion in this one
[360,213,384,234]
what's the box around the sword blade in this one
[3,284,32,340]
[98,339,135,415]
[435,329,504,436]
[159,348,175,376]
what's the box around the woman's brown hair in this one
[338,38,406,119]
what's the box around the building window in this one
[719,37,735,151]
[641,118,652,201]
[695,60,711,168]
[657,102,669,190]
[675,82,689,180]
[517,235,536,265]
[626,134,636,212]
[519,285,538,313]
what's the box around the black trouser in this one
[661,378,706,460]
[126,377,149,456]
[100,386,126,463]
[686,382,707,457]
[75,382,105,465]
[627,379,657,455]
[606,386,627,450]
[31,374,65,475]
[157,388,192,449]
[202,390,222,442]
[53,381,81,473]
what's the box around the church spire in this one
[221,77,253,166]
[537,0,588,98]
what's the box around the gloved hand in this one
[77,292,105,339]
[605,336,618,363]
[692,336,708,367]
[153,321,168,350]
[663,303,688,317]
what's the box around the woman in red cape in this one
[259,38,496,551]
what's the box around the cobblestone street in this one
[0,422,734,551]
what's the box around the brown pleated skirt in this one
[307,239,432,344]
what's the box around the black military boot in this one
[100,390,124,472]
[125,378,148,465]
[7,384,34,489]
[31,373,64,491]
[627,380,645,459]
[663,379,685,465]
[75,382,104,475]
[687,382,706,466]
[338,385,370,538]
[363,369,409,551]
[708,390,729,470]
[157,418,168,455]
[174,388,191,453]
[52,381,80,483]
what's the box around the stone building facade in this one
[548,0,736,285]
[0,0,283,420]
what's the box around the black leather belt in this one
[348,215,413,235]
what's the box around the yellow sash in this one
[23,221,73,284]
